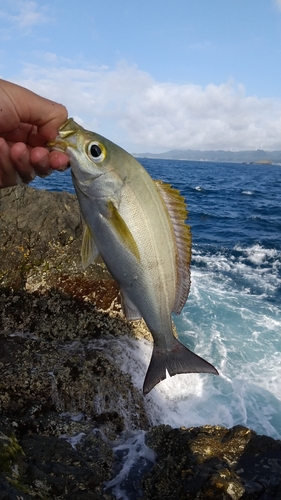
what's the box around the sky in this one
[0,0,281,153]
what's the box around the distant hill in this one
[133,149,281,164]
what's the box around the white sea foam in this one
[94,318,281,440]
[192,245,281,299]
[175,249,281,438]
[95,243,281,440]
[235,244,279,266]
[105,430,156,500]
[61,432,86,449]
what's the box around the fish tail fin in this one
[143,337,218,396]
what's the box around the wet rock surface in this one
[143,425,281,499]
[1,185,280,499]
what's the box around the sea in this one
[31,159,281,444]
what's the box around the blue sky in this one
[1,0,281,152]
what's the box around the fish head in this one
[48,118,119,184]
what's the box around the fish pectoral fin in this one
[106,200,140,262]
[120,289,142,320]
[81,225,99,269]
[143,337,218,396]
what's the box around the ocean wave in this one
[191,244,281,307]
[234,243,280,266]
[242,190,253,195]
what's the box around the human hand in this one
[0,79,69,188]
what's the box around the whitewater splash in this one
[93,243,281,441]
[105,431,156,499]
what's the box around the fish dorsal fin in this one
[81,225,99,269]
[154,180,192,314]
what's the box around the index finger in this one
[0,79,68,140]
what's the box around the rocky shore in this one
[1,184,280,499]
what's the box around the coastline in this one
[133,148,281,164]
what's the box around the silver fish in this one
[50,118,218,395]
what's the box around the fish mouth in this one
[47,138,71,153]
[47,118,79,152]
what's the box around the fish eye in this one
[87,141,106,163]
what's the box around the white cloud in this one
[0,1,50,32]
[122,80,281,151]
[12,59,281,152]
[18,1,49,28]
[274,0,281,11]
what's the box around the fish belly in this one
[78,179,177,345]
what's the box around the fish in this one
[49,118,218,395]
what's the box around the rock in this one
[143,425,281,499]
[0,185,119,309]
[1,184,281,499]
[0,287,150,498]
[0,421,112,499]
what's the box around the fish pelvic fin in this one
[120,288,142,320]
[81,224,99,269]
[143,337,218,396]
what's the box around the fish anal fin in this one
[107,200,140,262]
[154,180,192,314]
[120,289,142,320]
[143,337,218,396]
[81,225,99,269]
